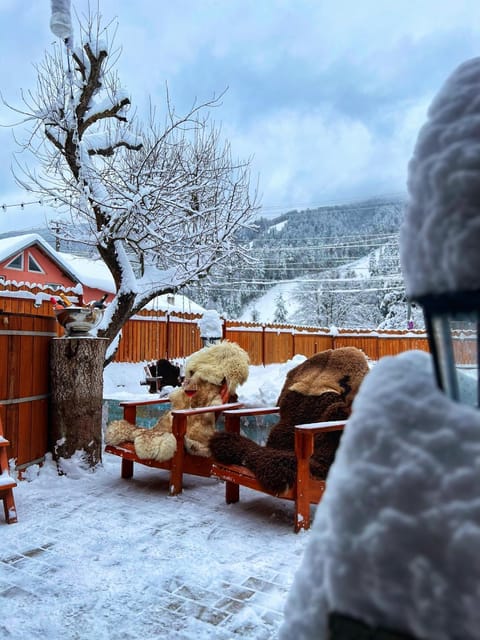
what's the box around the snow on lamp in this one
[401,57,480,406]
[197,310,223,347]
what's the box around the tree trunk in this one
[49,337,108,470]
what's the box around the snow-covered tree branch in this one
[5,10,258,361]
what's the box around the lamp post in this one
[413,291,480,407]
[400,57,480,409]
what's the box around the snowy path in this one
[1,454,310,639]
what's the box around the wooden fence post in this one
[262,325,266,366]
[165,313,170,360]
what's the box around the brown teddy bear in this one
[105,341,250,462]
[209,346,369,495]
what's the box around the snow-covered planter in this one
[197,310,223,347]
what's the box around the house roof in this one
[0,233,206,314]
[0,233,80,284]
[58,251,116,293]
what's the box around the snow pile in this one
[280,350,480,640]
[103,355,308,407]
[236,355,307,406]
[401,57,480,297]
[197,310,223,338]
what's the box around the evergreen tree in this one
[273,293,288,323]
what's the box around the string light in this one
[0,199,47,212]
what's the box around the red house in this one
[0,233,114,304]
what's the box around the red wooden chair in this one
[105,398,243,494]
[211,406,346,532]
[0,416,18,524]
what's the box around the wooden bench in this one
[105,398,243,495]
[0,417,18,524]
[211,407,346,532]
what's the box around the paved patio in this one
[1,453,311,639]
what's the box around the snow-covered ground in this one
[2,357,309,640]
[5,351,478,639]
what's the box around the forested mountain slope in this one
[187,195,417,329]
[3,195,420,330]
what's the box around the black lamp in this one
[413,291,480,407]
[400,57,480,409]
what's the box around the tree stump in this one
[49,337,108,470]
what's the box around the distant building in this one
[0,233,112,304]
[0,233,205,314]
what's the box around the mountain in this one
[188,195,407,324]
[1,195,414,329]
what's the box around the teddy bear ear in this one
[289,381,340,396]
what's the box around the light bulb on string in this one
[50,1,73,43]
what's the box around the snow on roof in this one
[144,293,206,315]
[58,251,116,293]
[401,57,480,298]
[0,233,79,283]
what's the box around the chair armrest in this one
[223,406,280,434]
[223,406,280,417]
[119,398,171,408]
[171,402,244,438]
[294,420,346,460]
[295,420,346,434]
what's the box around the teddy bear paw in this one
[184,437,211,457]
[134,431,177,462]
[105,420,137,445]
[209,432,260,465]
[247,449,297,495]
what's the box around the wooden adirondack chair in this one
[211,407,346,532]
[105,398,243,494]
[0,416,18,524]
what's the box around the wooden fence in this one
[117,310,433,365]
[2,283,477,368]
[0,282,454,367]
[1,284,478,471]
[0,310,57,470]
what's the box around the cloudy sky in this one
[1,0,479,232]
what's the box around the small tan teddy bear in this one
[105,341,250,462]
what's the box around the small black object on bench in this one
[140,359,183,393]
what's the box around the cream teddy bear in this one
[105,341,249,462]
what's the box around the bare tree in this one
[6,11,258,359]
[2,8,258,468]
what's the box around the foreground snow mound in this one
[280,350,480,640]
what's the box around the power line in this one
[1,192,406,216]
